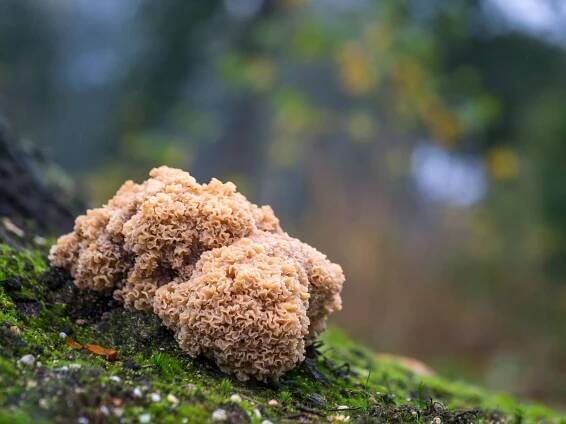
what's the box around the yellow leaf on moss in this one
[65,336,83,350]
[85,343,119,361]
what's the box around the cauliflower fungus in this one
[49,166,345,381]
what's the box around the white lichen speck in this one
[19,354,35,367]
[139,413,151,423]
[211,408,228,422]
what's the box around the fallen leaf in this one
[65,336,83,350]
[85,343,119,361]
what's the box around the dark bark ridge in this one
[0,122,79,240]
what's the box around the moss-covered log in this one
[0,243,564,423]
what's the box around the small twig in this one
[283,413,309,420]
[295,403,325,416]
[326,407,361,412]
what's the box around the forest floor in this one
[0,242,565,424]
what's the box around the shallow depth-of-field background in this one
[1,0,565,408]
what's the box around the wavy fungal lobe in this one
[49,166,344,381]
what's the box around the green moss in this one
[218,378,233,396]
[176,404,210,421]
[278,390,292,406]
[0,291,16,325]
[0,243,565,423]
[0,409,35,424]
[0,358,16,378]
[150,352,185,381]
[0,243,47,280]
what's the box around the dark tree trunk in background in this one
[0,122,79,242]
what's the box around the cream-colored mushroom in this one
[49,166,344,380]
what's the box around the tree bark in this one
[0,121,79,242]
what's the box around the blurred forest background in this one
[1,0,565,407]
